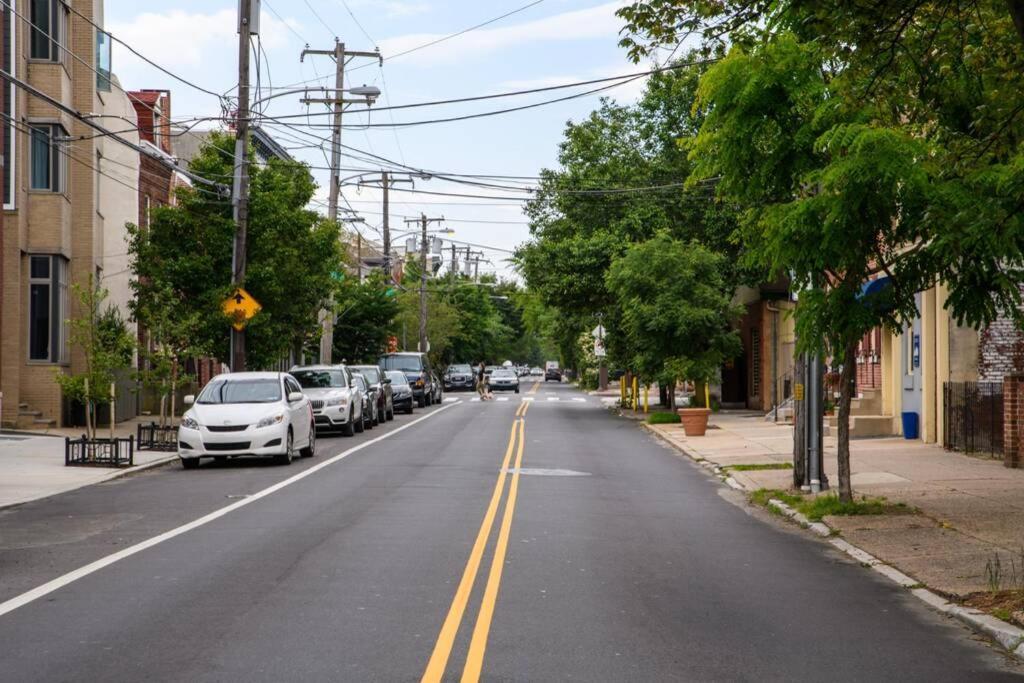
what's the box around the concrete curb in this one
[638,420,1024,662]
[0,453,178,511]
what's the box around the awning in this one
[858,276,893,311]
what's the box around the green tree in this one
[129,132,342,370]
[332,272,400,363]
[56,277,135,440]
[606,235,741,407]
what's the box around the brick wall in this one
[980,307,1024,381]
[1004,375,1024,467]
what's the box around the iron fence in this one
[65,435,135,467]
[944,381,1003,458]
[136,422,178,452]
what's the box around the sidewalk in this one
[648,412,1024,598]
[0,417,178,509]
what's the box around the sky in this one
[103,0,661,279]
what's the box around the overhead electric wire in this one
[0,68,228,193]
[59,0,228,100]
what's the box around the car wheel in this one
[417,395,425,408]
[180,457,200,470]
[276,430,294,465]
[341,408,355,436]
[355,413,365,433]
[515,386,520,394]
[300,424,316,458]
[373,403,381,426]
[387,402,395,421]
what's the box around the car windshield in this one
[198,378,281,404]
[387,371,409,386]
[493,370,516,378]
[448,364,472,374]
[352,376,367,390]
[292,370,346,389]
[379,355,423,372]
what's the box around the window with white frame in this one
[30,123,66,192]
[30,0,67,62]
[29,255,68,363]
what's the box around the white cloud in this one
[108,9,297,72]
[347,0,432,18]
[379,1,626,66]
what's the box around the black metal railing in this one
[65,435,135,467]
[944,381,1003,458]
[136,422,179,451]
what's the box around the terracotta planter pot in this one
[677,407,711,436]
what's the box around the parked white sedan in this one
[177,372,316,468]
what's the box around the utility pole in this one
[356,171,414,282]
[404,214,444,353]
[301,42,381,364]
[450,243,457,286]
[230,0,254,372]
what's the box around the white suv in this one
[291,365,365,436]
[177,372,315,468]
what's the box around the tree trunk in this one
[792,354,806,489]
[667,380,676,411]
[1009,1,1024,43]
[836,340,858,503]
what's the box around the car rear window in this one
[353,366,381,383]
[380,355,423,372]
[292,370,346,388]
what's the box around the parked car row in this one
[177,353,438,469]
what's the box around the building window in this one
[143,195,151,229]
[30,124,66,191]
[95,29,111,91]
[751,328,761,397]
[30,0,66,62]
[29,255,68,363]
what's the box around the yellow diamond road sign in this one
[223,288,261,331]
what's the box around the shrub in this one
[647,412,681,424]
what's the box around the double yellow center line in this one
[422,400,530,682]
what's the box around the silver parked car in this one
[291,365,364,436]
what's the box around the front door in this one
[901,294,923,427]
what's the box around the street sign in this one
[222,287,262,331]
[591,324,605,339]
[594,339,606,357]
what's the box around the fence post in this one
[1004,376,1023,468]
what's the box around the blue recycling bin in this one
[901,411,919,440]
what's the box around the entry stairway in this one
[826,388,894,438]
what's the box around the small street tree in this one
[606,234,741,410]
[56,277,135,440]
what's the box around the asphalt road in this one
[0,381,1019,681]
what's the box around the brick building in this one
[127,89,173,225]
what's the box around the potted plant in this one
[669,358,723,437]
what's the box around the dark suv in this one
[379,352,435,408]
[351,365,394,423]
[443,363,475,391]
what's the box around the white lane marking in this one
[0,401,462,620]
[471,398,480,402]
[501,468,591,477]
[572,398,586,403]
[547,397,560,402]
[520,397,534,402]
[443,397,458,403]
[496,397,509,402]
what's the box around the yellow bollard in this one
[644,385,649,413]
[704,382,711,411]
[632,376,639,412]
[620,377,625,405]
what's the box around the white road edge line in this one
[0,401,463,620]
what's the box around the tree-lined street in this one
[0,385,1018,680]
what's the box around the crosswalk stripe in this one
[496,397,509,402]
[547,397,559,401]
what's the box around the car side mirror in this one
[184,395,195,405]
[349,380,357,388]
[288,391,304,403]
